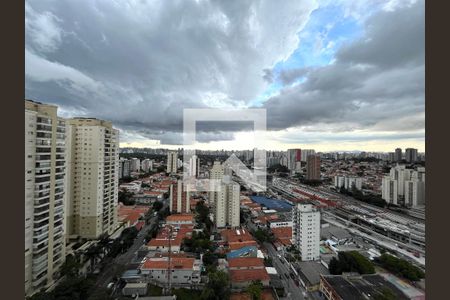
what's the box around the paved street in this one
[95,201,168,288]
[263,241,306,300]
[245,220,307,300]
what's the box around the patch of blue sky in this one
[251,1,383,107]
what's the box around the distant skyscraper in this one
[404,179,425,207]
[188,155,200,177]
[142,158,153,173]
[405,148,418,163]
[292,204,320,261]
[382,165,425,207]
[287,149,302,171]
[130,157,140,172]
[306,155,321,180]
[395,148,403,162]
[388,152,396,162]
[334,176,362,191]
[65,117,119,240]
[167,151,178,174]
[382,176,398,205]
[25,100,66,295]
[169,180,190,213]
[119,159,131,178]
[301,149,316,162]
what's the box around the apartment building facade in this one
[169,180,191,213]
[382,165,425,207]
[306,155,321,181]
[65,118,119,240]
[292,204,320,261]
[287,149,302,171]
[208,161,240,228]
[167,151,178,174]
[25,100,66,295]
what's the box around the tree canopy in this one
[329,251,375,275]
[200,270,231,300]
[377,253,424,281]
[246,280,263,300]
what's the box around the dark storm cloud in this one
[264,1,425,134]
[263,0,424,133]
[25,0,316,143]
[25,0,424,146]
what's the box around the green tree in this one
[253,228,274,243]
[60,253,82,278]
[85,244,103,272]
[202,251,218,267]
[195,201,213,233]
[152,200,163,211]
[377,253,424,281]
[118,190,135,205]
[200,270,230,300]
[246,280,263,300]
[329,251,375,275]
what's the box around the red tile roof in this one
[147,224,193,248]
[229,241,258,251]
[230,269,270,283]
[271,227,292,239]
[141,257,195,270]
[221,229,254,243]
[166,214,194,222]
[228,257,264,269]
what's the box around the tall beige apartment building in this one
[208,161,240,228]
[25,100,66,295]
[167,151,178,174]
[65,118,119,240]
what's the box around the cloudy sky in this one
[25,0,424,152]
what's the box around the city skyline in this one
[25,0,424,152]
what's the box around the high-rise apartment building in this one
[388,152,396,162]
[208,162,240,228]
[382,165,425,207]
[292,204,320,261]
[306,155,321,180]
[405,148,418,163]
[65,118,119,240]
[301,149,316,162]
[395,148,403,162]
[381,176,398,205]
[25,100,66,295]
[130,157,140,172]
[119,158,131,178]
[142,158,153,173]
[389,165,412,197]
[209,161,224,209]
[334,176,363,191]
[167,151,178,174]
[215,178,240,228]
[287,149,302,171]
[188,155,200,177]
[404,179,425,207]
[169,180,191,213]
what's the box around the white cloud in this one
[25,2,64,53]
